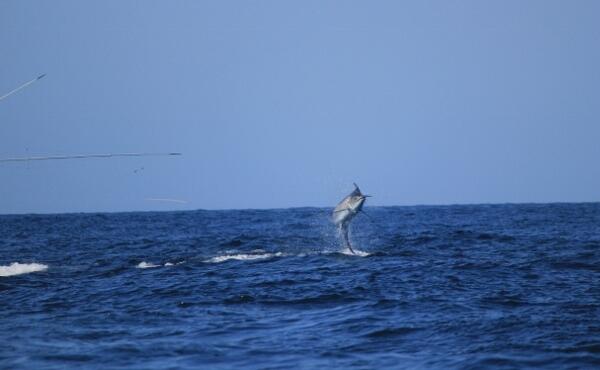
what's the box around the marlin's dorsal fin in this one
[351,182,362,197]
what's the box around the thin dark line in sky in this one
[0,74,46,102]
[0,152,182,162]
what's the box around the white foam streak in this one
[205,249,370,263]
[137,261,159,269]
[205,252,283,263]
[0,262,48,277]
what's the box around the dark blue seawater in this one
[1,204,600,369]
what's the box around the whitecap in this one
[205,252,283,263]
[137,261,159,269]
[0,262,48,277]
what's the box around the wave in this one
[135,248,371,270]
[205,252,284,263]
[136,261,183,269]
[0,262,48,277]
[137,261,160,269]
[205,248,370,264]
[364,326,422,338]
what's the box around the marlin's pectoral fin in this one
[359,209,373,220]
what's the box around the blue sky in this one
[1,1,599,214]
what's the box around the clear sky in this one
[1,1,599,214]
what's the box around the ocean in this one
[1,203,599,369]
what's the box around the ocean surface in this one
[1,204,599,369]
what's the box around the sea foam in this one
[137,261,159,269]
[0,262,48,277]
[205,252,283,263]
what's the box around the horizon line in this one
[1,199,598,217]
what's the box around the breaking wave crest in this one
[205,248,370,264]
[136,261,159,269]
[205,252,284,263]
[136,261,183,269]
[0,262,48,277]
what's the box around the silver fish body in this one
[332,184,369,254]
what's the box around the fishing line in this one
[0,74,46,102]
[0,152,181,163]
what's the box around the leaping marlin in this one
[332,183,371,254]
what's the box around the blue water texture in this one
[1,203,600,369]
